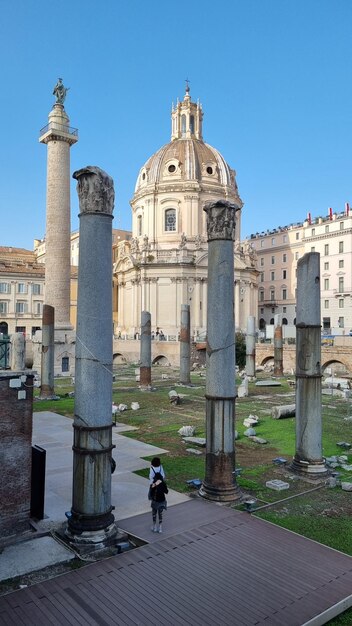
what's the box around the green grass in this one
[34,367,352,623]
[35,369,352,551]
[255,510,352,554]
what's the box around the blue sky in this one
[1,0,351,248]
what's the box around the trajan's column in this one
[38,79,78,375]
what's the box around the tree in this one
[235,332,246,369]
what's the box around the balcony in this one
[261,300,279,308]
[39,122,78,137]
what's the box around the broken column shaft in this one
[180,304,191,385]
[140,311,151,388]
[67,166,116,540]
[245,315,256,378]
[200,200,241,502]
[291,252,326,476]
[40,305,55,398]
[274,314,283,376]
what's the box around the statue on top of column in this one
[53,78,69,105]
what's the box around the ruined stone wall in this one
[0,372,34,537]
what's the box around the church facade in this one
[113,86,258,339]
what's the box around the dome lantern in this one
[171,82,203,141]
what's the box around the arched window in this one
[270,318,274,325]
[259,318,266,330]
[137,215,142,236]
[181,115,186,137]
[165,209,176,232]
[282,318,288,325]
[190,115,195,134]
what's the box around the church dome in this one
[133,84,240,200]
[135,139,236,192]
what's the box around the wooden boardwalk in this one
[1,499,351,625]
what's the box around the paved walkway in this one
[33,411,189,525]
[1,499,352,625]
[0,411,188,581]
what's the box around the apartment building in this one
[0,246,78,337]
[248,208,352,333]
[0,247,45,337]
[34,228,132,267]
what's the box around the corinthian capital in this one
[73,166,115,216]
[203,200,239,241]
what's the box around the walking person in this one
[150,472,168,533]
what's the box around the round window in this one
[168,164,176,173]
[206,166,213,175]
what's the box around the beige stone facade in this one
[0,246,78,339]
[248,208,352,334]
[113,87,258,337]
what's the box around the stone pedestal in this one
[140,311,151,389]
[180,304,191,385]
[67,166,117,545]
[245,315,256,378]
[200,200,241,502]
[291,253,326,476]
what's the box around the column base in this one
[65,521,120,552]
[290,455,327,477]
[199,481,242,503]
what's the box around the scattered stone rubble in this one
[178,426,195,437]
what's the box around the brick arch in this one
[113,352,127,365]
[322,358,351,375]
[260,355,274,367]
[152,354,170,366]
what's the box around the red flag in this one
[329,207,333,220]
[345,202,350,215]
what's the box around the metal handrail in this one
[39,122,78,137]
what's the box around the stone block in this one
[9,379,21,389]
[183,437,206,447]
[341,482,352,491]
[266,480,289,491]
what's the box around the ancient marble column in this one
[67,166,117,543]
[245,315,256,378]
[10,333,25,371]
[140,311,151,389]
[200,200,241,502]
[180,304,191,385]
[291,252,326,476]
[40,305,55,398]
[274,314,283,376]
[39,88,78,331]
